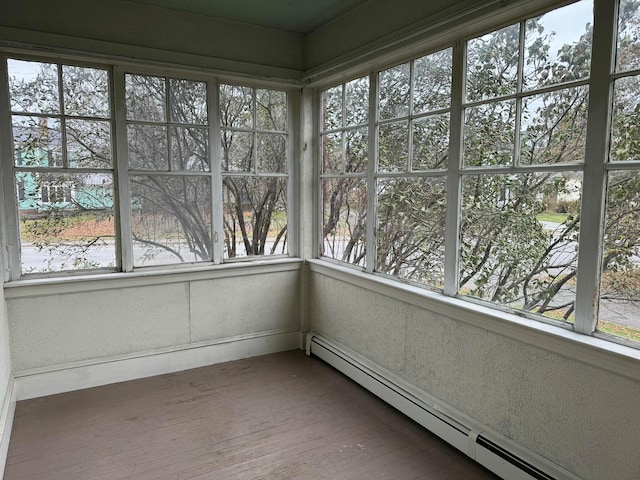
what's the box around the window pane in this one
[616,0,640,73]
[171,127,209,171]
[610,76,640,162]
[463,100,516,166]
[13,116,63,167]
[523,0,593,90]
[321,178,367,266]
[322,132,342,174]
[63,65,110,118]
[170,79,207,125]
[221,130,253,172]
[17,172,115,274]
[378,121,408,172]
[345,76,369,126]
[376,177,446,288]
[257,133,287,173]
[345,128,368,173]
[7,60,59,114]
[125,74,166,122]
[521,86,589,165]
[379,63,410,120]
[257,89,287,131]
[460,172,581,322]
[412,114,449,170]
[322,86,342,130]
[223,177,287,258]
[414,48,452,113]
[66,120,112,168]
[219,84,252,129]
[600,171,640,344]
[130,175,212,266]
[127,125,168,170]
[466,24,519,102]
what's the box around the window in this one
[1,58,292,276]
[320,76,369,266]
[319,0,640,347]
[7,59,116,273]
[219,85,288,258]
[599,0,640,343]
[125,74,212,267]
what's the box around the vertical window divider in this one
[113,66,134,272]
[58,65,69,168]
[0,56,20,281]
[209,79,224,264]
[408,61,415,173]
[443,41,465,296]
[513,21,526,167]
[165,77,172,172]
[287,89,298,258]
[574,0,616,335]
[366,72,377,274]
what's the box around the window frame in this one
[0,54,295,280]
[316,0,640,349]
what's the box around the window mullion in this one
[443,41,465,296]
[574,0,617,335]
[0,56,21,281]
[113,66,134,272]
[366,72,377,274]
[209,79,224,264]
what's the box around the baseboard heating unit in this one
[306,333,581,480]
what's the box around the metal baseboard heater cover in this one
[307,333,580,480]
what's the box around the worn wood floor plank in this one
[4,350,499,480]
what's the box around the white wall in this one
[308,267,640,480]
[1,0,304,80]
[0,255,12,407]
[6,265,301,372]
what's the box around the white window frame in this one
[316,0,639,348]
[0,54,295,280]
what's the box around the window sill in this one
[306,259,640,382]
[4,258,303,299]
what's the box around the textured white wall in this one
[7,271,301,372]
[309,271,640,480]
[0,252,12,406]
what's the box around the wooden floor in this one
[4,350,499,480]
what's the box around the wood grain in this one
[5,350,498,480]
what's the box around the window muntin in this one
[7,59,116,274]
[219,84,288,258]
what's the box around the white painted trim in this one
[14,331,300,401]
[0,376,16,480]
[4,258,303,299]
[308,333,581,480]
[307,259,640,381]
[0,28,303,84]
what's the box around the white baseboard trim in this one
[307,332,581,480]
[15,331,301,401]
[0,376,16,480]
